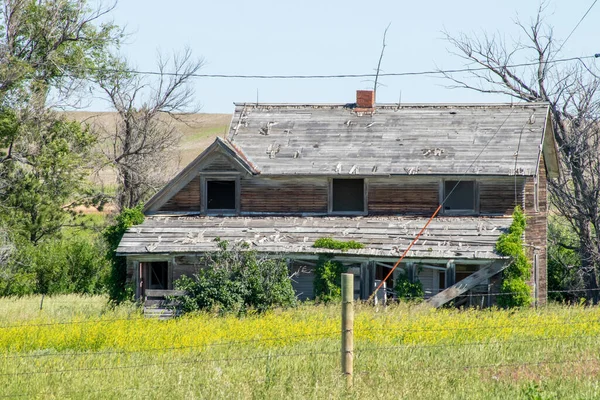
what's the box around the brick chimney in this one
[356,89,375,111]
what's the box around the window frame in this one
[440,179,479,215]
[201,173,241,215]
[328,177,368,216]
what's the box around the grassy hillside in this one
[64,111,231,189]
[2,296,600,399]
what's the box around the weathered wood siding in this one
[479,177,525,215]
[524,156,548,305]
[368,178,438,215]
[418,268,435,298]
[159,176,201,212]
[173,255,201,282]
[201,153,239,172]
[240,177,328,213]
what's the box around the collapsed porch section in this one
[117,214,528,306]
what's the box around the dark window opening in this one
[439,271,446,291]
[207,180,236,210]
[455,265,479,283]
[444,181,475,212]
[332,179,364,213]
[149,262,168,289]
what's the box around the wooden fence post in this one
[341,273,354,388]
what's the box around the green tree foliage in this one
[103,205,145,303]
[548,217,583,303]
[313,256,347,302]
[174,239,296,314]
[496,207,532,307]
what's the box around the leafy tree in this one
[175,239,296,314]
[0,0,121,243]
[442,5,600,301]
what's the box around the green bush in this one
[103,205,145,303]
[496,207,532,307]
[313,255,347,302]
[174,239,296,315]
[395,271,424,302]
[313,237,364,251]
[0,236,109,296]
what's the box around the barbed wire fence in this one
[1,286,600,398]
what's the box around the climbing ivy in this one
[496,207,532,307]
[313,255,347,302]
[394,271,424,302]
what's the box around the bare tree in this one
[94,48,204,210]
[441,6,600,300]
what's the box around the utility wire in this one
[78,55,598,80]
[556,0,598,55]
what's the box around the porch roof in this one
[116,215,512,260]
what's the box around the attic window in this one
[331,179,365,213]
[443,180,476,213]
[205,179,238,212]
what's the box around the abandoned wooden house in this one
[116,90,559,307]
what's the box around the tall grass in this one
[1,297,600,399]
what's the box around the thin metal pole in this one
[341,273,354,388]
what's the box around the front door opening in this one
[148,262,169,289]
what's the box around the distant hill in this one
[63,111,231,188]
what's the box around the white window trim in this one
[201,174,241,215]
[440,179,479,215]
[328,177,368,216]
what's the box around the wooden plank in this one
[426,260,508,308]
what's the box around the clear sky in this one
[95,0,600,114]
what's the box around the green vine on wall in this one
[313,255,347,302]
[496,206,532,307]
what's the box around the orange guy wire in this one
[368,204,443,302]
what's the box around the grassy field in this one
[2,297,600,399]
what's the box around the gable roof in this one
[143,137,258,213]
[227,102,557,176]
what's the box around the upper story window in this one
[202,175,239,214]
[443,180,477,214]
[330,178,365,214]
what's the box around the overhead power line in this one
[92,55,598,80]
[556,0,598,54]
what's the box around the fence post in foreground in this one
[341,273,354,388]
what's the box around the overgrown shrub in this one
[103,205,144,303]
[313,237,364,251]
[0,236,109,296]
[174,239,296,314]
[313,255,347,302]
[394,271,424,302]
[496,207,532,307]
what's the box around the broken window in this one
[443,180,476,212]
[455,265,479,283]
[206,180,236,211]
[331,179,364,213]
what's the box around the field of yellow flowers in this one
[2,295,600,399]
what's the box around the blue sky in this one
[96,0,600,113]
